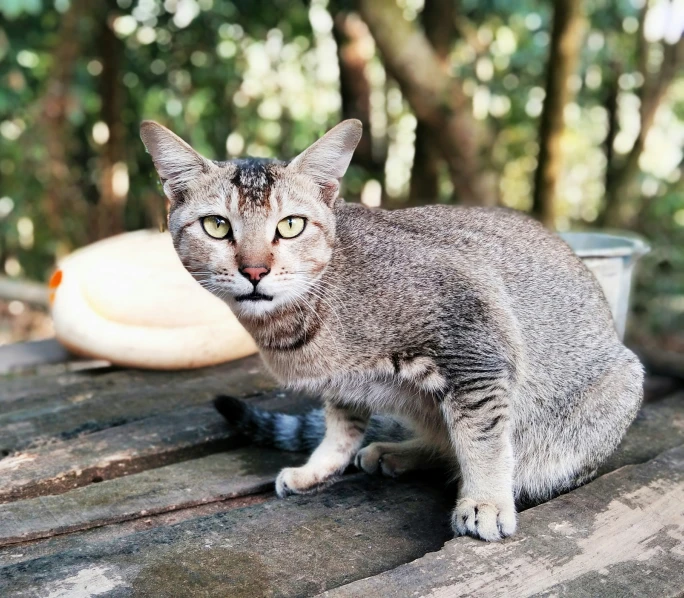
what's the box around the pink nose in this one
[240,266,270,283]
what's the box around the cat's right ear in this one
[140,120,214,202]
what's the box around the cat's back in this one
[335,202,597,296]
[333,202,623,382]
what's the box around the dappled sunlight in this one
[0,0,681,342]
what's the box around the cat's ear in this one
[140,120,215,201]
[288,119,362,201]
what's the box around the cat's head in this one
[140,120,362,319]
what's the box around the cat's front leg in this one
[276,402,368,497]
[441,382,516,541]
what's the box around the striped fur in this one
[141,120,644,541]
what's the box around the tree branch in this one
[602,21,684,227]
[359,0,492,206]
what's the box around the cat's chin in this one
[229,295,282,319]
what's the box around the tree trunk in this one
[333,11,385,177]
[359,0,492,206]
[597,61,621,227]
[408,0,456,205]
[97,6,127,238]
[40,0,89,245]
[531,0,584,228]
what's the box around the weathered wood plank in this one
[0,355,275,453]
[0,390,681,565]
[0,354,266,407]
[323,445,684,598]
[0,448,305,546]
[0,406,230,503]
[0,391,318,503]
[0,475,453,597]
[0,339,73,375]
[0,494,272,568]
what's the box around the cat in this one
[140,119,643,541]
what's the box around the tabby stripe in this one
[462,394,499,411]
[478,414,504,434]
[265,317,321,351]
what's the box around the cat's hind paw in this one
[275,466,338,498]
[355,444,400,477]
[354,442,420,477]
[451,497,516,541]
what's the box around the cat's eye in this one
[201,216,232,239]
[276,216,306,239]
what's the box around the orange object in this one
[49,269,63,289]
[49,230,257,369]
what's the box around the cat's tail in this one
[214,395,411,453]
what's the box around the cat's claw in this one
[452,497,516,541]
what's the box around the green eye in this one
[277,216,306,239]
[201,216,231,239]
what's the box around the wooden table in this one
[1,342,683,597]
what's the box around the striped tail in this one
[214,395,325,452]
[214,395,412,453]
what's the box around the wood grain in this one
[323,445,684,598]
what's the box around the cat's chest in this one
[259,344,349,387]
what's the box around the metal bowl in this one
[560,232,650,339]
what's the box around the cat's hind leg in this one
[354,437,437,477]
[275,402,368,497]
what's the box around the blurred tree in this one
[0,0,682,346]
[97,1,128,237]
[333,10,386,179]
[601,3,684,228]
[40,0,90,245]
[408,0,456,205]
[359,0,495,206]
[532,0,585,227]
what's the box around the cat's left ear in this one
[140,120,215,202]
[288,119,362,203]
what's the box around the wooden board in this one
[0,389,319,503]
[0,448,306,546]
[1,351,683,598]
[0,355,276,453]
[0,476,453,598]
[323,445,684,598]
[0,339,73,375]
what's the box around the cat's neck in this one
[234,288,329,352]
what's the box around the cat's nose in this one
[239,266,270,284]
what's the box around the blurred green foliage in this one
[0,0,682,341]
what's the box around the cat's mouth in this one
[235,291,274,302]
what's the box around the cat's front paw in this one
[452,497,516,541]
[275,466,336,498]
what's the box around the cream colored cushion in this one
[50,230,257,369]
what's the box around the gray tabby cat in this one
[140,119,643,541]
